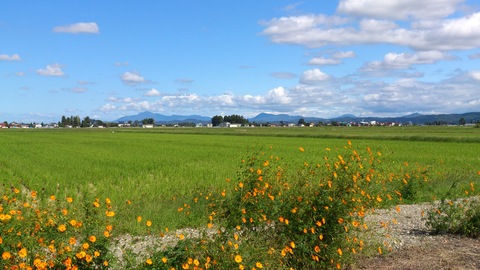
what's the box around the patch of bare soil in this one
[347,201,480,270]
[351,235,480,270]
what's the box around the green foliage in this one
[425,177,480,238]
[0,185,114,269]
[141,142,412,269]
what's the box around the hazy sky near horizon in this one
[2,0,480,122]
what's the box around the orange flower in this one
[66,197,73,203]
[299,147,305,152]
[337,248,342,256]
[2,251,11,260]
[234,255,242,263]
[314,246,321,253]
[58,224,67,232]
[105,211,115,217]
[89,235,96,243]
[146,258,153,265]
[69,237,77,245]
[18,248,27,258]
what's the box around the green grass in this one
[0,126,479,233]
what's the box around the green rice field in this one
[1,126,479,232]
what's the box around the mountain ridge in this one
[115,111,480,125]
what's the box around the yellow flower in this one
[18,248,27,258]
[86,254,93,263]
[234,254,243,263]
[146,220,152,227]
[66,197,73,203]
[337,248,343,256]
[103,231,110,237]
[290,241,295,248]
[93,201,100,208]
[58,224,67,232]
[50,195,56,201]
[299,147,305,152]
[89,235,97,243]
[105,198,111,204]
[69,219,77,226]
[94,251,100,257]
[76,251,86,259]
[2,251,11,260]
[256,262,263,268]
[194,259,200,266]
[82,243,89,250]
[162,257,168,263]
[137,216,142,222]
[146,258,153,265]
[105,211,115,217]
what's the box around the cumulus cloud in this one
[36,64,64,77]
[261,6,480,51]
[0,54,21,61]
[360,51,456,71]
[469,71,480,81]
[121,71,147,85]
[53,22,99,34]
[337,0,462,20]
[145,88,161,97]
[300,69,331,84]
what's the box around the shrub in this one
[144,141,407,269]
[0,185,114,269]
[425,178,480,238]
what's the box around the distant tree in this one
[298,118,306,126]
[142,118,155,125]
[211,115,224,126]
[224,114,248,124]
[459,117,466,126]
[82,116,92,127]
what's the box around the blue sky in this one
[2,0,480,123]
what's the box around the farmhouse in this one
[220,122,242,128]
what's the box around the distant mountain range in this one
[115,111,480,125]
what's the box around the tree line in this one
[211,114,249,126]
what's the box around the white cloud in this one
[53,22,99,34]
[266,86,292,104]
[361,51,456,71]
[261,9,480,51]
[121,71,146,85]
[469,71,480,81]
[145,88,161,97]
[308,57,341,65]
[0,54,21,61]
[300,69,331,84]
[332,51,356,59]
[337,0,462,20]
[100,103,116,113]
[36,64,64,77]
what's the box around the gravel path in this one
[351,203,480,270]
